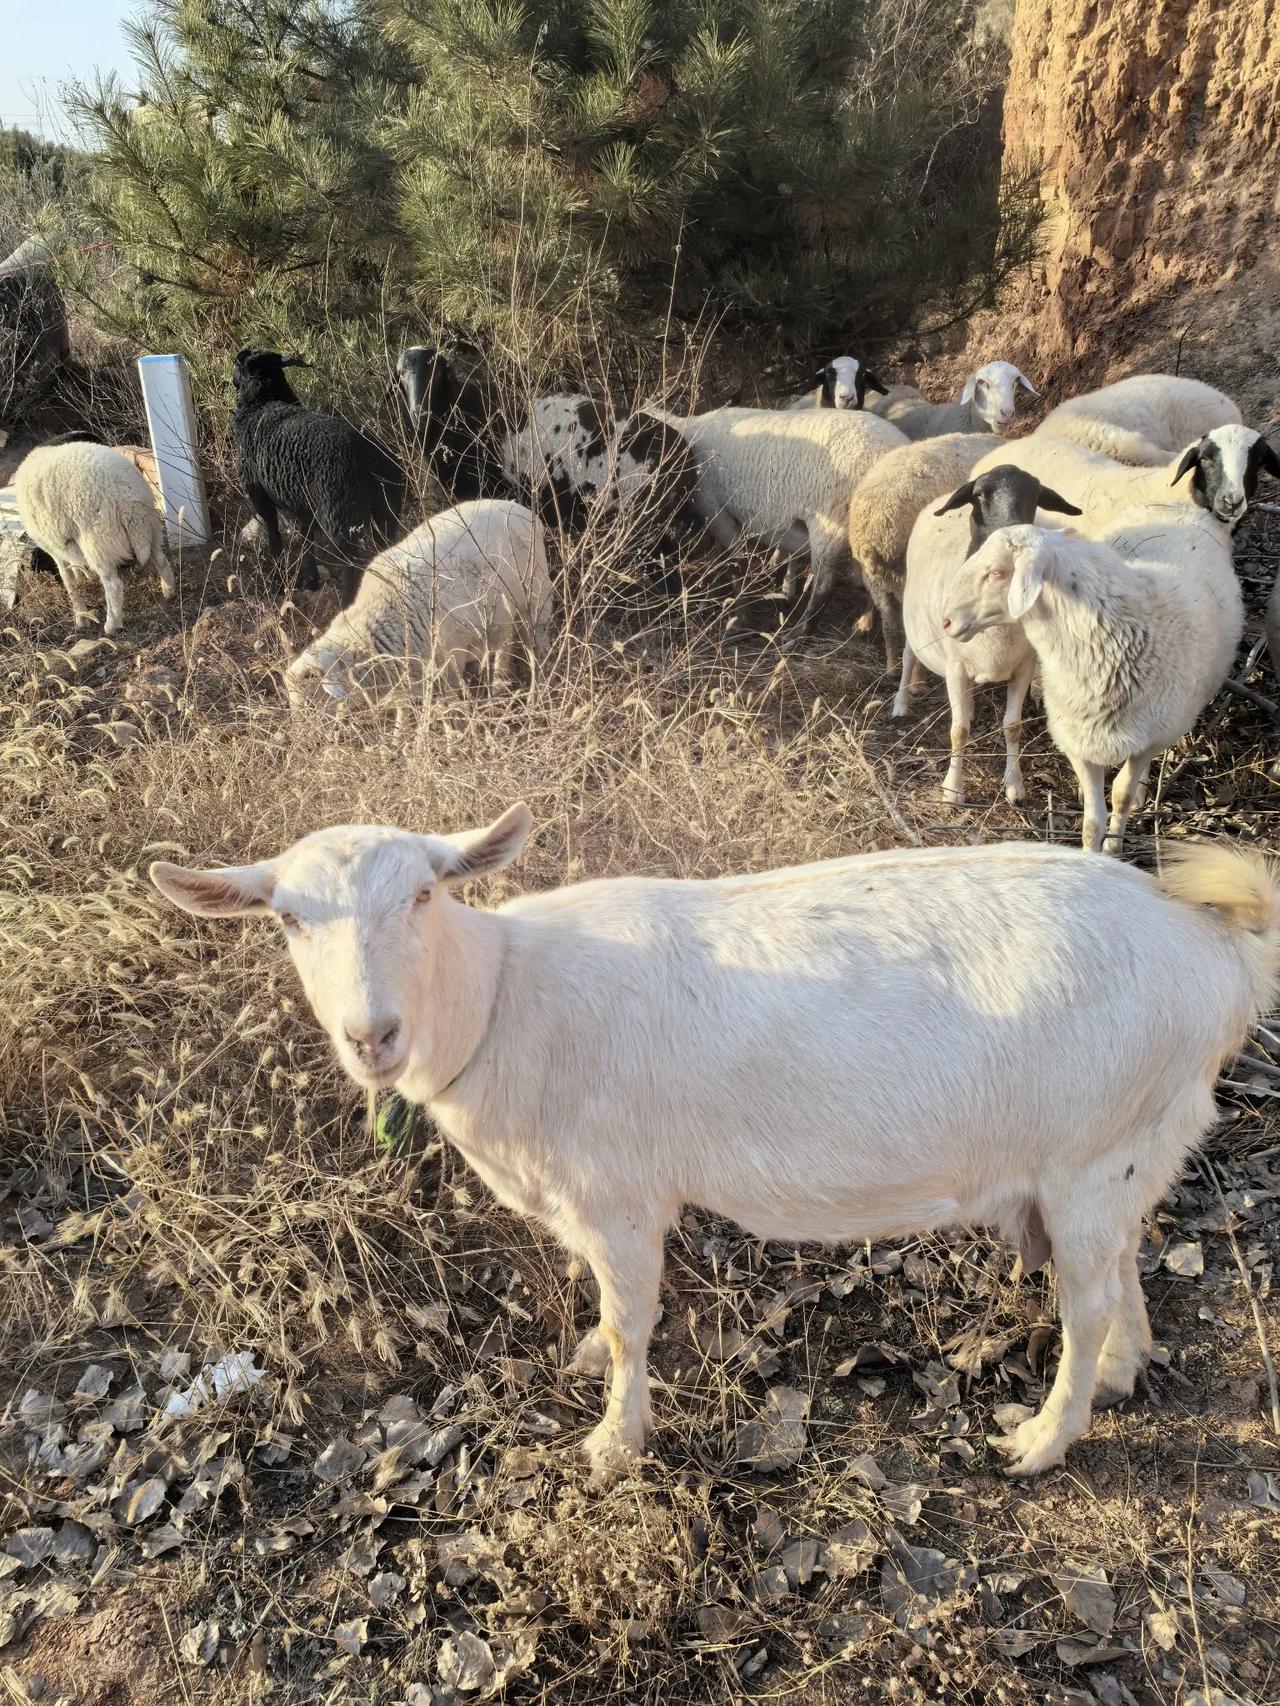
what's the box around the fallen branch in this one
[1225,677,1278,716]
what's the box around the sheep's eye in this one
[278,911,301,932]
[412,886,433,908]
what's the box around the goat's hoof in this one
[889,699,909,721]
[996,1411,1070,1477]
[1094,1348,1146,1409]
[566,1329,611,1379]
[1005,782,1025,806]
[854,611,875,634]
[941,786,965,807]
[582,1424,645,1491]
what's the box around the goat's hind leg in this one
[1001,1185,1130,1475]
[1095,1225,1152,1406]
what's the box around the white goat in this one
[653,405,909,630]
[1034,374,1243,466]
[894,465,1082,805]
[874,360,1037,441]
[14,440,174,634]
[152,821,1280,1487]
[286,500,552,704]
[940,520,1243,851]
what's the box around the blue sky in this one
[2,3,140,142]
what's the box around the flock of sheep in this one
[9,336,1280,1487]
[11,348,1279,857]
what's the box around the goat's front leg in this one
[941,661,974,805]
[571,1217,665,1488]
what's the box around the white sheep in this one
[873,360,1037,441]
[968,422,1279,535]
[894,465,1082,805]
[14,440,174,634]
[940,518,1244,852]
[653,405,909,631]
[846,432,996,674]
[152,815,1280,1486]
[286,499,552,704]
[1033,374,1242,466]
[785,355,889,411]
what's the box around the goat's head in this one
[150,805,532,1090]
[960,361,1038,432]
[941,524,1057,640]
[1171,424,1280,527]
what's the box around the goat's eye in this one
[278,911,301,932]
[412,886,433,908]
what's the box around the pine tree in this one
[67,0,1035,393]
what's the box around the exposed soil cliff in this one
[997,0,1280,414]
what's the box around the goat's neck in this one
[403,894,505,1104]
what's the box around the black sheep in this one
[231,349,404,605]
[393,345,506,503]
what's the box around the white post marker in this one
[137,353,210,550]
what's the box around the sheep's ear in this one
[150,860,276,918]
[1006,551,1046,621]
[1257,439,1280,481]
[1016,371,1038,395]
[862,369,889,396]
[1172,444,1201,486]
[935,480,976,516]
[960,375,979,404]
[279,354,310,368]
[436,804,532,885]
[1036,484,1082,516]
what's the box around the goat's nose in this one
[344,1017,401,1062]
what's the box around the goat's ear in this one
[436,803,532,885]
[1016,371,1038,395]
[862,369,888,396]
[1006,550,1046,621]
[1036,484,1082,516]
[1172,444,1201,485]
[935,480,976,516]
[150,860,276,918]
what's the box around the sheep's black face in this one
[232,348,308,405]
[936,466,1080,558]
[395,346,449,420]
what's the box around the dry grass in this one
[1,466,1279,1706]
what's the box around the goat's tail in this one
[1159,841,1280,934]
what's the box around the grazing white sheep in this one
[286,500,552,704]
[894,465,1082,805]
[874,360,1037,441]
[846,432,995,673]
[653,405,909,630]
[14,439,174,634]
[785,355,889,411]
[152,816,1280,1486]
[940,519,1244,851]
[1033,374,1242,466]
